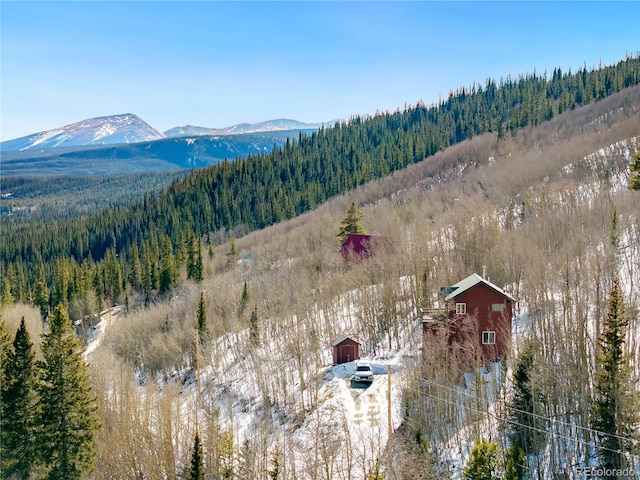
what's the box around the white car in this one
[354,360,374,383]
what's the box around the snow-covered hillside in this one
[81,109,640,478]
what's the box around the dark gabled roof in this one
[331,335,360,347]
[444,273,515,303]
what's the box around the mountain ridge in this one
[0,129,317,177]
[1,114,333,152]
[1,113,165,151]
[164,118,334,138]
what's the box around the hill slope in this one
[80,88,640,479]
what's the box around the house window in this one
[456,303,467,315]
[491,303,505,312]
[482,331,496,344]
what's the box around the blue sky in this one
[1,1,639,140]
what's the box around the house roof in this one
[331,335,360,347]
[444,273,516,302]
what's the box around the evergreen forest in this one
[1,52,640,478]
[1,55,640,310]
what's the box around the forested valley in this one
[1,56,640,479]
[1,55,639,307]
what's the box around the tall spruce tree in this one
[1,318,38,479]
[628,148,640,190]
[503,439,527,480]
[187,232,204,282]
[226,236,239,268]
[188,430,205,480]
[240,281,249,315]
[196,291,209,345]
[36,304,101,480]
[337,201,368,244]
[193,237,204,282]
[33,279,50,321]
[0,309,13,476]
[219,430,235,479]
[508,343,547,456]
[0,306,9,386]
[591,276,638,471]
[159,235,176,295]
[250,305,259,347]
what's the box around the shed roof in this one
[331,335,360,347]
[444,273,515,302]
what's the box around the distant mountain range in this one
[1,114,165,151]
[1,114,334,152]
[164,118,332,137]
[0,113,331,177]
[0,130,319,177]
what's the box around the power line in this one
[421,376,639,447]
[423,390,640,463]
[410,375,640,461]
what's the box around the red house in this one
[340,234,374,260]
[423,273,515,366]
[331,335,360,365]
[340,233,392,261]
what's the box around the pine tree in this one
[591,277,637,471]
[1,276,14,306]
[159,235,176,295]
[462,437,499,480]
[0,309,13,475]
[628,148,640,190]
[610,206,620,250]
[36,303,101,480]
[193,237,204,282]
[187,233,196,279]
[240,281,249,315]
[503,439,526,480]
[33,279,50,320]
[508,342,547,456]
[220,430,235,479]
[250,305,259,347]
[337,201,368,243]
[366,458,384,480]
[1,318,38,479]
[0,307,9,385]
[226,236,239,268]
[188,430,205,480]
[196,291,209,345]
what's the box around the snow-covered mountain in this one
[1,114,166,151]
[164,118,334,138]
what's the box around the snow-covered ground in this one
[87,285,421,479]
[84,133,640,478]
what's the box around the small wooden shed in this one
[331,335,360,365]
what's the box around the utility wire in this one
[420,376,640,447]
[423,390,640,463]
[411,375,640,461]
